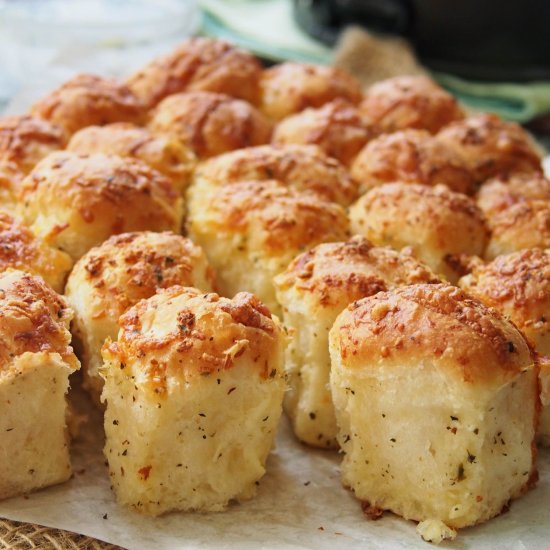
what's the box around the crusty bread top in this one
[195,143,358,206]
[0,270,77,370]
[31,74,144,135]
[103,287,281,388]
[260,62,362,121]
[126,37,262,108]
[351,129,475,195]
[437,113,542,183]
[360,75,464,135]
[0,115,68,174]
[149,91,272,159]
[331,283,532,383]
[275,236,439,309]
[191,179,350,256]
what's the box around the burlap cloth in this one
[0,27,428,550]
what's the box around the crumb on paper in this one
[416,519,457,544]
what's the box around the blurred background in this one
[1,0,549,143]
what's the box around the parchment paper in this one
[0,382,548,550]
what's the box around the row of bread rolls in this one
[0,36,547,543]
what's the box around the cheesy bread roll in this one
[330,284,537,543]
[148,92,272,159]
[350,183,489,283]
[126,37,262,109]
[31,74,144,135]
[260,62,362,121]
[187,179,350,316]
[66,231,215,405]
[102,288,285,515]
[274,236,439,448]
[20,152,182,260]
[0,270,79,500]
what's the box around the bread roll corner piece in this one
[0,270,79,500]
[329,284,537,541]
[101,287,285,516]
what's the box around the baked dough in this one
[31,74,144,135]
[20,152,183,260]
[350,129,475,195]
[329,283,537,541]
[67,123,196,193]
[126,37,262,109]
[187,179,350,316]
[66,231,215,405]
[274,236,439,448]
[349,183,489,283]
[272,99,372,166]
[0,270,79,500]
[260,62,362,121]
[0,161,23,209]
[148,92,272,159]
[101,287,285,515]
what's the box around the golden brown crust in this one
[148,92,273,159]
[260,62,363,121]
[436,114,542,184]
[126,37,263,109]
[69,231,215,322]
[272,99,373,166]
[20,152,182,259]
[274,236,439,308]
[333,283,532,383]
[0,270,76,370]
[0,211,73,293]
[350,130,476,195]
[104,287,280,385]
[459,249,550,341]
[195,144,358,206]
[476,172,550,217]
[485,200,550,260]
[360,76,464,135]
[31,74,145,135]
[0,115,68,174]
[0,161,23,207]
[67,123,196,192]
[192,179,350,255]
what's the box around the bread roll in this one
[102,287,285,515]
[350,129,475,195]
[360,75,464,134]
[31,74,144,135]
[66,231,215,405]
[192,144,358,206]
[0,270,79,500]
[67,123,196,193]
[0,211,72,293]
[485,200,550,260]
[459,248,550,445]
[187,179,350,316]
[0,115,67,174]
[148,92,272,159]
[274,236,439,448]
[476,172,550,217]
[260,62,362,121]
[350,183,489,283]
[126,37,262,109]
[437,114,542,184]
[0,161,23,209]
[20,152,182,260]
[329,283,537,542]
[272,99,372,166]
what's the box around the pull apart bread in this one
[19,152,183,261]
[187,179,350,316]
[274,236,439,448]
[0,270,79,500]
[329,283,538,544]
[101,288,285,516]
[65,231,215,406]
